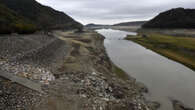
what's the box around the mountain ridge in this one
[142,8,195,29]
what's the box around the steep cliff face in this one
[142,8,195,29]
[0,0,82,34]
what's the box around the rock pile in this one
[0,34,53,59]
[44,70,158,110]
[0,59,55,84]
[0,77,42,110]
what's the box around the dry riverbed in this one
[0,30,158,110]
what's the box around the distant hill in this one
[113,21,146,26]
[0,0,82,34]
[142,8,195,29]
[85,23,110,29]
[85,23,110,27]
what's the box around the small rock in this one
[0,90,2,95]
[172,100,193,110]
[81,94,87,98]
[92,72,97,75]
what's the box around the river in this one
[97,29,195,110]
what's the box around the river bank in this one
[98,29,195,110]
[0,30,158,109]
[125,32,195,71]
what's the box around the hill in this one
[113,21,146,26]
[142,8,195,29]
[0,0,82,34]
[85,23,110,29]
[86,24,103,27]
[0,4,37,34]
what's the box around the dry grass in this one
[126,33,195,71]
[112,65,129,80]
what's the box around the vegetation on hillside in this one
[0,4,37,34]
[85,23,110,28]
[1,0,82,30]
[142,8,195,29]
[0,0,82,34]
[125,33,195,71]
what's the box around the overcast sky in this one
[36,0,195,25]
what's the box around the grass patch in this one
[113,65,129,80]
[125,33,195,71]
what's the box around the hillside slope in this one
[85,23,110,29]
[0,0,82,33]
[0,4,37,34]
[142,8,195,29]
[85,23,108,27]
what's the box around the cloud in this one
[36,0,195,24]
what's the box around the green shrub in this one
[13,21,37,34]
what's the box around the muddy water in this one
[97,29,195,110]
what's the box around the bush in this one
[13,22,37,34]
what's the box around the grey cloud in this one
[36,0,195,24]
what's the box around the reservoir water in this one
[97,29,195,110]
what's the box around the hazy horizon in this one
[36,0,195,25]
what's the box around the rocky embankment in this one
[0,30,158,110]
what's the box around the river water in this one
[97,29,195,110]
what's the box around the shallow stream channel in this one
[97,29,195,110]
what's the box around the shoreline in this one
[125,33,195,71]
